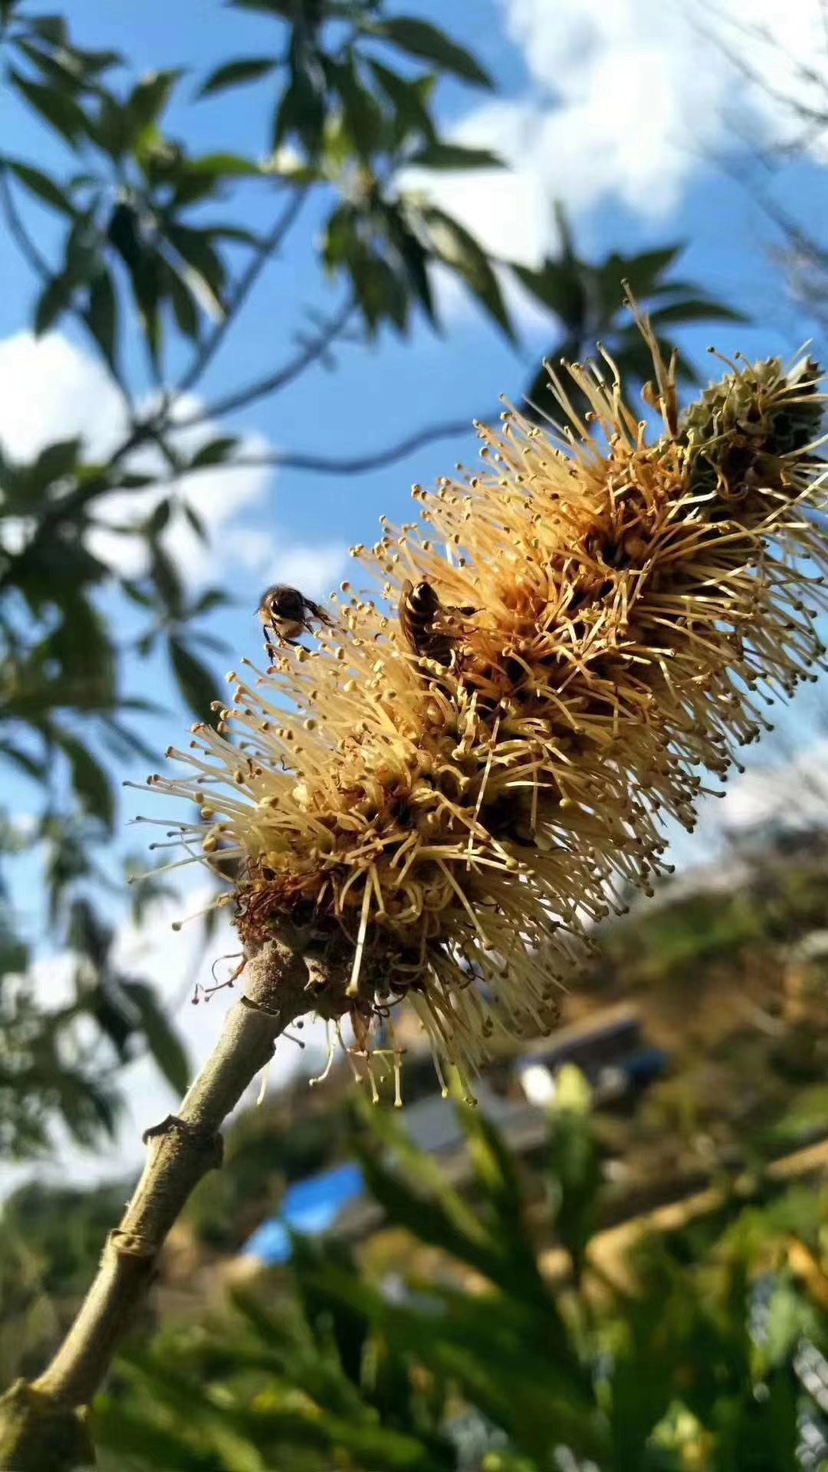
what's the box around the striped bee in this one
[259,584,333,657]
[398,579,475,667]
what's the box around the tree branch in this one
[175,188,307,399]
[173,294,359,430]
[173,406,504,481]
[0,932,322,1470]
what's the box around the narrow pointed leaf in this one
[372,18,492,89]
[196,56,278,97]
[86,266,119,370]
[168,638,222,723]
[5,158,75,215]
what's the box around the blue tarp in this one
[242,1161,364,1265]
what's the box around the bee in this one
[398,579,476,667]
[259,584,333,656]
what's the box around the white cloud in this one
[419,0,828,273]
[716,741,828,834]
[0,331,346,597]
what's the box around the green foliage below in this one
[85,1089,828,1471]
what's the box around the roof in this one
[241,1161,364,1266]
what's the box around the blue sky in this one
[3,0,828,1184]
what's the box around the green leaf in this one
[188,436,239,470]
[121,980,190,1094]
[193,587,232,614]
[151,544,184,618]
[187,151,262,176]
[127,69,181,135]
[59,735,115,829]
[168,638,221,723]
[32,437,80,486]
[196,56,278,98]
[4,158,75,215]
[616,243,683,296]
[88,95,129,159]
[368,60,437,146]
[647,297,750,326]
[106,200,143,273]
[26,14,68,45]
[86,266,119,370]
[421,206,514,340]
[273,70,326,155]
[165,259,201,342]
[371,17,492,90]
[4,743,47,781]
[15,37,86,92]
[164,224,226,317]
[351,253,409,334]
[69,44,123,78]
[63,210,102,287]
[93,1397,221,1471]
[229,0,291,11]
[380,205,437,328]
[124,246,165,371]
[8,69,88,147]
[546,1086,603,1273]
[408,142,502,171]
[146,498,171,537]
[183,502,208,545]
[328,55,384,161]
[512,259,587,332]
[34,271,74,335]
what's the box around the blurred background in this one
[4,1,828,1466]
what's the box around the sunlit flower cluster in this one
[145,327,827,1097]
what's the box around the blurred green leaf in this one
[164,225,226,318]
[648,297,750,326]
[8,68,89,147]
[196,55,278,97]
[187,151,261,177]
[127,69,181,138]
[58,735,115,830]
[512,258,587,332]
[25,14,68,46]
[86,265,119,370]
[151,544,185,619]
[273,51,327,155]
[168,638,222,723]
[4,157,75,215]
[616,243,683,296]
[370,17,493,90]
[33,270,74,335]
[421,206,514,340]
[121,980,189,1095]
[408,142,501,171]
[31,437,81,486]
[368,60,436,146]
[328,55,384,161]
[188,436,239,470]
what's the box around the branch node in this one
[141,1114,224,1168]
[109,1229,156,1260]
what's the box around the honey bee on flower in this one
[144,319,827,1102]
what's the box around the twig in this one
[232,408,503,475]
[173,294,359,429]
[128,406,503,487]
[0,932,319,1470]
